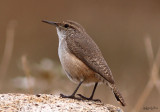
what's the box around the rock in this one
[0,93,123,112]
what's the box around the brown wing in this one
[66,33,115,84]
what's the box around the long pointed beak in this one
[42,20,58,27]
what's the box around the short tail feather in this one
[109,84,126,106]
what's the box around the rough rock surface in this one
[0,93,123,112]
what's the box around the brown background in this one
[0,0,160,111]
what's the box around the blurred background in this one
[0,0,160,111]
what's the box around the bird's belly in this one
[58,41,99,84]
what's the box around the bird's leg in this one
[60,81,83,99]
[77,82,101,102]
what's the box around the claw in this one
[60,94,75,98]
[77,94,101,102]
[60,94,81,100]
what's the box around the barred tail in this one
[109,84,126,106]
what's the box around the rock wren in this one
[42,20,126,106]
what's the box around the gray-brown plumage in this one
[42,20,126,106]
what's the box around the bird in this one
[42,20,126,106]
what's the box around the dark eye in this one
[64,24,69,28]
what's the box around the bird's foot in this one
[60,94,81,100]
[77,94,101,102]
